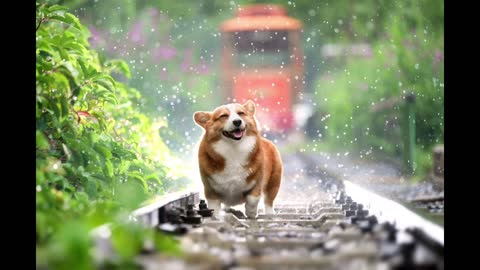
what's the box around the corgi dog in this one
[193,100,282,218]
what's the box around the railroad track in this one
[409,195,444,215]
[92,167,444,270]
[296,151,444,219]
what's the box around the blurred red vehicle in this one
[219,4,304,134]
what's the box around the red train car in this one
[219,4,304,134]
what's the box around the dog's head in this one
[194,100,258,142]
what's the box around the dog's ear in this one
[193,111,211,128]
[243,100,256,115]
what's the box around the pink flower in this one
[432,49,443,67]
[181,48,193,72]
[148,8,158,17]
[197,62,210,74]
[154,46,176,60]
[129,21,145,44]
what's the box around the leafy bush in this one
[36,2,186,267]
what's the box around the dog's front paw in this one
[207,199,220,216]
[246,210,258,219]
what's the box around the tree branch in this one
[36,18,44,32]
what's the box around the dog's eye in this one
[220,114,228,118]
[238,112,245,115]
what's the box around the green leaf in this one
[36,131,50,150]
[104,160,114,178]
[128,172,148,191]
[90,73,116,87]
[87,132,99,144]
[110,223,144,260]
[49,13,82,30]
[77,58,91,78]
[94,144,112,159]
[116,160,130,173]
[49,97,61,119]
[51,73,70,92]
[153,232,182,257]
[36,41,56,56]
[95,79,114,93]
[94,88,113,99]
[64,41,87,55]
[46,221,93,270]
[48,5,69,13]
[104,96,118,105]
[105,60,131,79]
[114,181,147,210]
[145,174,161,184]
[74,191,89,202]
[49,14,69,25]
[60,97,70,121]
[85,179,97,197]
[65,13,83,30]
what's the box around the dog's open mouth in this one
[222,128,245,140]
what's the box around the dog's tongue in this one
[232,130,244,138]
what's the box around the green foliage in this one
[43,221,93,270]
[57,0,443,178]
[414,148,434,182]
[36,2,186,268]
[312,0,443,176]
[57,0,444,145]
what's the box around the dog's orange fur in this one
[194,100,282,217]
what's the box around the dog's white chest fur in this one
[209,135,257,206]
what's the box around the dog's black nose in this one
[233,119,242,127]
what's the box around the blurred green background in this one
[36,0,443,268]
[63,0,443,173]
